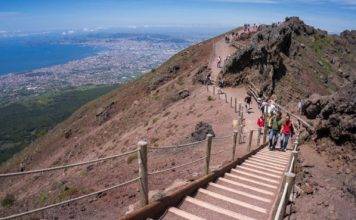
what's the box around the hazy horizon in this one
[0,0,355,34]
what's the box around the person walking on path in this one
[260,100,268,115]
[297,99,304,115]
[269,111,283,151]
[244,95,252,110]
[280,114,294,151]
[217,56,222,68]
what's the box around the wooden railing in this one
[271,137,300,220]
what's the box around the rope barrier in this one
[148,157,206,175]
[0,149,138,178]
[213,135,233,140]
[147,139,206,150]
[211,149,228,156]
[0,177,140,220]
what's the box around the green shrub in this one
[1,194,15,208]
[207,96,214,101]
[39,192,48,205]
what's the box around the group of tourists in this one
[256,99,295,151]
[224,23,258,44]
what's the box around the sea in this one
[0,36,100,76]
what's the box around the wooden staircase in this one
[162,148,291,220]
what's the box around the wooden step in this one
[254,154,290,161]
[248,158,286,168]
[242,163,284,175]
[244,160,285,171]
[251,156,288,165]
[253,155,289,163]
[258,152,291,159]
[197,188,267,213]
[230,169,279,184]
[195,190,268,219]
[225,173,277,189]
[183,196,256,220]
[166,207,206,220]
[218,178,274,196]
[208,183,272,203]
[234,166,282,179]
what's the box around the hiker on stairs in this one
[280,114,294,151]
[268,111,283,151]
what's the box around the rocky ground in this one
[286,141,356,220]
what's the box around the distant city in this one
[0,29,217,106]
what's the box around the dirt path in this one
[210,39,237,82]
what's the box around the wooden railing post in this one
[225,94,228,103]
[238,103,242,116]
[275,172,295,220]
[257,128,262,147]
[234,98,237,113]
[205,134,213,175]
[230,97,233,108]
[232,130,238,161]
[247,130,253,152]
[213,86,215,95]
[291,150,298,173]
[138,141,148,206]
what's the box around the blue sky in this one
[0,0,355,34]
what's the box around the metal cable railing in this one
[147,139,206,150]
[148,156,206,175]
[0,149,138,177]
[0,177,140,220]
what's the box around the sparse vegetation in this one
[39,192,48,205]
[58,185,79,201]
[0,84,117,164]
[1,194,15,208]
[126,154,138,164]
[207,96,214,101]
[152,117,159,124]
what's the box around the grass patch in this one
[152,117,159,124]
[58,186,79,201]
[39,192,48,205]
[1,194,15,208]
[207,96,214,101]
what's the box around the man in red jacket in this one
[280,114,294,151]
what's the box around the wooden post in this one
[232,131,238,161]
[291,150,298,173]
[138,141,148,206]
[213,86,215,95]
[225,94,228,103]
[275,172,295,220]
[240,107,244,119]
[230,97,233,107]
[206,85,209,92]
[205,134,213,175]
[234,98,237,113]
[247,130,253,152]
[257,128,262,147]
[238,103,242,116]
[285,172,296,203]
